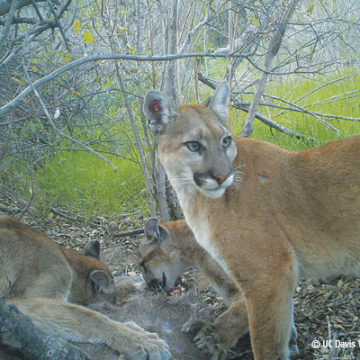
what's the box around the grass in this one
[34,150,148,220]
[231,70,360,150]
[5,70,360,220]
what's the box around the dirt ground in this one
[0,191,359,360]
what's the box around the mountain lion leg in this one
[13,297,171,360]
[245,267,296,360]
[194,296,298,360]
[194,297,248,360]
[289,299,299,359]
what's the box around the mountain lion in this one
[144,83,360,360]
[139,218,299,359]
[0,215,170,360]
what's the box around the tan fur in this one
[144,86,360,360]
[139,219,248,358]
[139,219,299,359]
[0,215,170,360]
[139,219,239,302]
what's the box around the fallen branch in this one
[198,73,311,142]
[112,228,144,238]
[49,206,100,226]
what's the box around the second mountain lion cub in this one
[139,218,299,359]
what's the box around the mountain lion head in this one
[144,83,237,199]
[138,218,190,291]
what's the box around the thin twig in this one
[112,228,144,238]
[241,0,299,137]
[0,0,18,49]
[21,58,118,172]
[46,0,71,51]
[0,52,274,118]
[198,73,310,141]
[18,172,35,220]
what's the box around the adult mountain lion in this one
[0,215,170,360]
[144,83,360,360]
[139,218,298,359]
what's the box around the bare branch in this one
[21,58,118,172]
[0,0,48,16]
[0,52,261,120]
[116,66,157,216]
[241,0,299,137]
[198,72,310,142]
[0,0,18,48]
[177,0,213,54]
[294,72,359,104]
[46,0,71,51]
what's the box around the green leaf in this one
[102,76,114,88]
[109,105,116,117]
[82,31,94,44]
[106,76,113,86]
[60,52,72,62]
[12,76,22,84]
[73,19,81,34]
[307,2,314,13]
[250,17,260,28]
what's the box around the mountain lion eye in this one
[222,136,232,148]
[185,141,201,152]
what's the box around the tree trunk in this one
[155,0,182,221]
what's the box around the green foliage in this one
[34,151,148,220]
[232,71,360,151]
[10,71,359,221]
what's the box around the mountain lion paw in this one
[193,323,227,360]
[121,322,171,360]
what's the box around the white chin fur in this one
[198,174,234,199]
[199,187,226,199]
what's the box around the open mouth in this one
[149,272,167,292]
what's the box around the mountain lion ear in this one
[144,218,160,240]
[144,218,170,243]
[144,90,178,133]
[84,240,100,260]
[207,82,229,123]
[90,270,114,294]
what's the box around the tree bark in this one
[155,0,182,221]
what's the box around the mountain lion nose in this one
[213,173,232,185]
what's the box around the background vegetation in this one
[1,0,359,221]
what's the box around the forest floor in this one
[0,189,359,360]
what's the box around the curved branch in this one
[0,0,55,16]
[198,72,310,142]
[0,52,254,118]
[0,0,17,48]
[21,58,118,172]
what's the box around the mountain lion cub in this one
[144,83,360,360]
[0,215,170,360]
[139,218,298,359]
